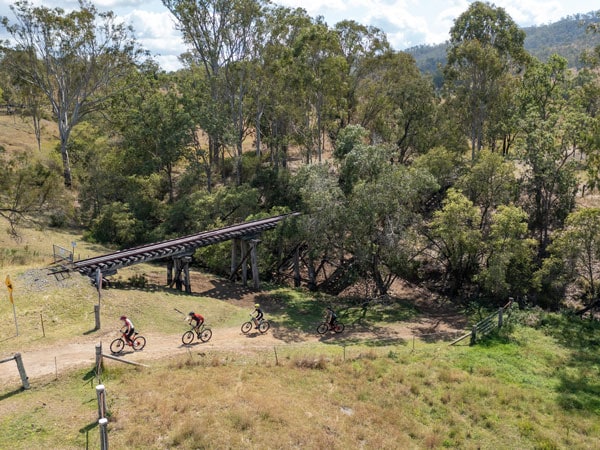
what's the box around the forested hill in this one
[408,11,600,79]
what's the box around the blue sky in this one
[0,0,597,71]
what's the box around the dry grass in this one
[71,339,597,450]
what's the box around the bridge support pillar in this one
[241,240,248,286]
[250,239,260,290]
[230,237,261,290]
[167,259,173,285]
[231,239,239,279]
[170,256,192,293]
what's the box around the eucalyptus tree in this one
[0,154,66,237]
[475,204,536,301]
[163,0,269,184]
[111,65,196,205]
[538,208,600,305]
[344,155,439,295]
[444,1,528,160]
[290,20,348,163]
[0,0,143,187]
[332,127,439,294]
[575,46,600,192]
[356,50,437,163]
[333,20,390,133]
[517,55,581,256]
[0,50,47,151]
[175,68,225,192]
[426,188,483,295]
[257,6,314,169]
[484,73,521,155]
[292,163,347,290]
[456,150,517,231]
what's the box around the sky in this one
[0,0,597,72]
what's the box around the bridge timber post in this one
[250,239,260,290]
[241,240,248,286]
[168,256,192,293]
[230,237,261,290]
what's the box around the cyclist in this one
[187,311,204,332]
[252,303,264,328]
[120,315,135,345]
[325,306,337,327]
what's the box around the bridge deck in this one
[70,212,300,277]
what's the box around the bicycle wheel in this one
[182,330,195,345]
[241,321,252,334]
[333,323,345,333]
[258,321,270,333]
[133,335,146,351]
[110,338,124,354]
[317,323,328,335]
[199,328,212,342]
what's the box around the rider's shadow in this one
[118,350,136,355]
[318,333,343,342]
[243,331,262,338]
[180,342,201,348]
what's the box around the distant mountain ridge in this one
[406,11,600,81]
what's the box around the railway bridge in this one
[54,213,300,293]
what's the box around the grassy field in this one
[1,223,599,449]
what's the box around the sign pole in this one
[5,275,18,336]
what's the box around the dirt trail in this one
[0,273,466,386]
[0,326,291,384]
[0,316,461,386]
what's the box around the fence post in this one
[14,353,30,389]
[96,384,107,419]
[470,325,477,346]
[94,304,101,330]
[95,343,103,380]
[99,417,109,450]
[498,307,503,328]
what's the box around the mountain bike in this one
[241,315,270,334]
[182,323,213,345]
[110,329,147,354]
[317,320,344,335]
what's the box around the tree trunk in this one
[59,134,73,188]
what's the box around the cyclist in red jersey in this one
[188,311,204,331]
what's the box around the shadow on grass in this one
[535,313,600,414]
[82,367,96,382]
[0,387,25,401]
[107,275,257,301]
[79,421,98,434]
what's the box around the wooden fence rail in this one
[450,298,514,346]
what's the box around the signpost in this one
[5,275,18,336]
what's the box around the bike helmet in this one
[120,315,126,320]
[255,303,260,308]
[189,311,195,316]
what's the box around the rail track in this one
[57,212,299,278]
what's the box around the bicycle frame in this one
[191,323,207,336]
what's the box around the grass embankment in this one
[1,225,599,449]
